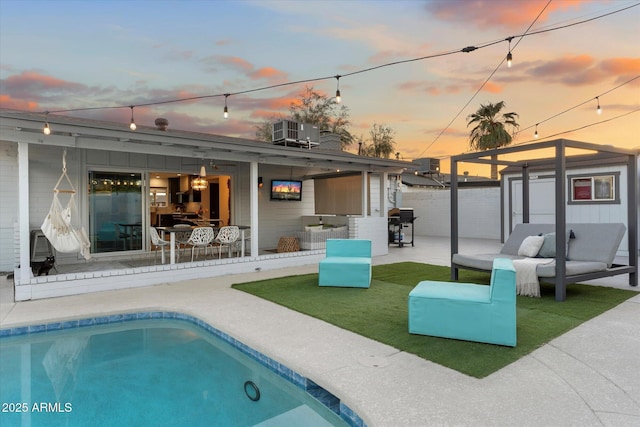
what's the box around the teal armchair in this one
[408,258,517,346]
[319,239,372,288]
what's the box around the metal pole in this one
[555,141,567,301]
[450,159,459,280]
[627,153,638,286]
[522,163,530,223]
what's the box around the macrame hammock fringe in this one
[41,150,92,261]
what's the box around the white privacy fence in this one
[401,187,501,239]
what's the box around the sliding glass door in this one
[88,171,143,253]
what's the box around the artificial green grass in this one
[232,262,636,378]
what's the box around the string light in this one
[513,75,639,145]
[335,75,341,103]
[129,106,137,131]
[223,94,229,119]
[29,3,637,134]
[596,96,602,115]
[43,111,51,135]
[534,124,539,139]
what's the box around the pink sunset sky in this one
[1,0,639,175]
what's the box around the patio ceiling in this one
[0,109,410,175]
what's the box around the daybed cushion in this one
[452,253,520,271]
[499,223,624,266]
[536,260,607,277]
[517,235,544,257]
[452,253,608,278]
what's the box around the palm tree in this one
[467,101,519,179]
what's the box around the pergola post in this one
[554,141,567,301]
[627,153,638,286]
[450,159,459,280]
[522,163,530,224]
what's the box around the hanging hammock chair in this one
[41,150,92,261]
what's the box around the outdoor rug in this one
[232,262,637,378]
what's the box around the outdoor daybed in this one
[451,223,634,291]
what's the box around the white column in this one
[380,172,388,217]
[250,161,259,257]
[361,171,368,217]
[18,142,31,284]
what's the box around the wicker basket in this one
[277,236,300,253]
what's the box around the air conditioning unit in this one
[272,120,299,143]
[272,120,319,145]
[297,122,319,143]
[413,158,440,174]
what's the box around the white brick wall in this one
[0,141,19,272]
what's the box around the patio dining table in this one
[156,225,250,263]
[156,225,195,264]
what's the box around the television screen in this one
[271,180,302,201]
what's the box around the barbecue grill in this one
[388,208,416,247]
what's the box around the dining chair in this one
[173,224,192,260]
[149,227,172,264]
[114,224,131,250]
[214,226,240,259]
[186,227,215,262]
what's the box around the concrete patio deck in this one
[1,235,639,426]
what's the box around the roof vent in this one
[155,118,169,131]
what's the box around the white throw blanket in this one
[512,258,553,298]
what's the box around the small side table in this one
[277,236,300,253]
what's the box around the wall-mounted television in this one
[271,180,302,201]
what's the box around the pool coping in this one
[0,310,366,427]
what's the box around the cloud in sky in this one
[3,71,86,100]
[201,55,289,84]
[426,0,585,30]
[0,94,39,111]
[248,67,288,83]
[526,55,640,86]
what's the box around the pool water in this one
[0,317,354,427]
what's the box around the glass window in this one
[569,174,616,203]
[88,171,143,253]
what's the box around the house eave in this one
[1,109,411,174]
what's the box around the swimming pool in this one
[0,312,365,426]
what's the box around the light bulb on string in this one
[43,112,51,135]
[335,75,341,103]
[506,37,513,68]
[534,124,539,139]
[223,94,229,119]
[596,96,602,115]
[129,106,137,131]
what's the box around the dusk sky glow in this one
[1,0,639,175]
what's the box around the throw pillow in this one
[537,232,556,258]
[537,230,575,259]
[518,235,545,257]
